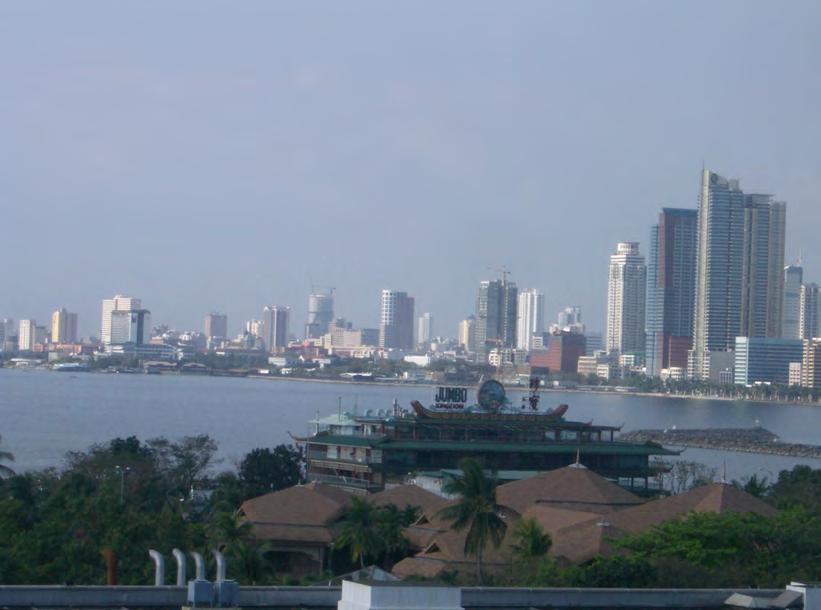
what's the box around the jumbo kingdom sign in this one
[434,386,469,409]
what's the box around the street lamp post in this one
[114,465,131,503]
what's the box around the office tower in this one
[645,208,697,377]
[379,290,415,350]
[305,292,334,339]
[245,319,264,338]
[690,171,746,379]
[800,338,821,388]
[51,308,79,344]
[585,331,603,356]
[18,319,36,351]
[783,265,804,339]
[734,337,803,385]
[101,295,142,344]
[0,318,8,352]
[204,313,228,340]
[540,331,586,373]
[606,242,646,356]
[800,283,820,339]
[262,305,290,352]
[474,277,517,359]
[741,195,786,338]
[516,289,544,351]
[110,309,150,345]
[458,316,475,352]
[417,312,434,346]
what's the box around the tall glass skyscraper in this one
[782,265,803,339]
[474,277,517,361]
[645,208,697,377]
[606,242,646,356]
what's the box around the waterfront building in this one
[606,242,646,357]
[299,391,677,495]
[473,278,518,360]
[417,312,433,347]
[516,289,544,351]
[305,292,334,339]
[690,171,746,378]
[645,208,697,377]
[800,338,821,388]
[800,283,819,339]
[100,295,142,345]
[0,318,9,352]
[783,265,804,339]
[262,305,290,352]
[734,337,803,386]
[379,290,415,350]
[789,361,802,386]
[741,195,786,339]
[50,308,78,344]
[204,312,228,341]
[584,331,603,355]
[457,316,475,352]
[530,331,586,374]
[17,319,36,351]
[110,309,150,345]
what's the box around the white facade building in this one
[18,319,36,351]
[606,242,647,355]
[417,312,434,347]
[516,289,544,351]
[101,295,142,344]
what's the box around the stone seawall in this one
[620,427,821,459]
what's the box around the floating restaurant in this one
[296,379,678,494]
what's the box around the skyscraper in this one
[556,306,584,334]
[690,171,746,379]
[458,316,475,352]
[262,305,290,352]
[101,295,142,345]
[379,290,415,350]
[783,265,804,339]
[51,308,79,344]
[305,292,334,339]
[741,195,786,338]
[110,309,151,345]
[800,283,820,340]
[18,319,36,351]
[645,208,697,377]
[417,312,434,347]
[516,289,544,351]
[473,277,517,360]
[606,242,646,356]
[204,312,228,341]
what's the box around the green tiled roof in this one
[380,439,679,456]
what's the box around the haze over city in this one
[2,1,820,337]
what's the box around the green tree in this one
[770,465,821,512]
[238,445,305,499]
[437,458,507,585]
[732,473,770,499]
[510,517,551,559]
[335,496,383,568]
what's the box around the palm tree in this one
[335,496,382,568]
[510,517,551,559]
[0,435,15,479]
[437,458,507,585]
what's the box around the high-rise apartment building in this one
[101,295,142,345]
[741,195,786,338]
[379,290,415,350]
[645,208,697,377]
[734,337,803,386]
[262,305,290,352]
[800,338,821,388]
[474,278,517,360]
[417,312,434,347]
[800,283,820,340]
[606,242,646,356]
[516,289,544,351]
[783,265,804,339]
[305,293,334,339]
[555,306,585,334]
[204,312,228,340]
[18,319,36,351]
[51,308,79,344]
[458,316,475,352]
[690,171,747,379]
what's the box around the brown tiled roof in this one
[240,482,353,544]
[369,484,448,516]
[495,465,643,514]
[520,504,602,536]
[392,556,451,579]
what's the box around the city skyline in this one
[2,2,820,338]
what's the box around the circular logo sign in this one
[477,379,506,411]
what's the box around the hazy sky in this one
[2,1,820,339]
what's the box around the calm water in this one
[1,368,819,478]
